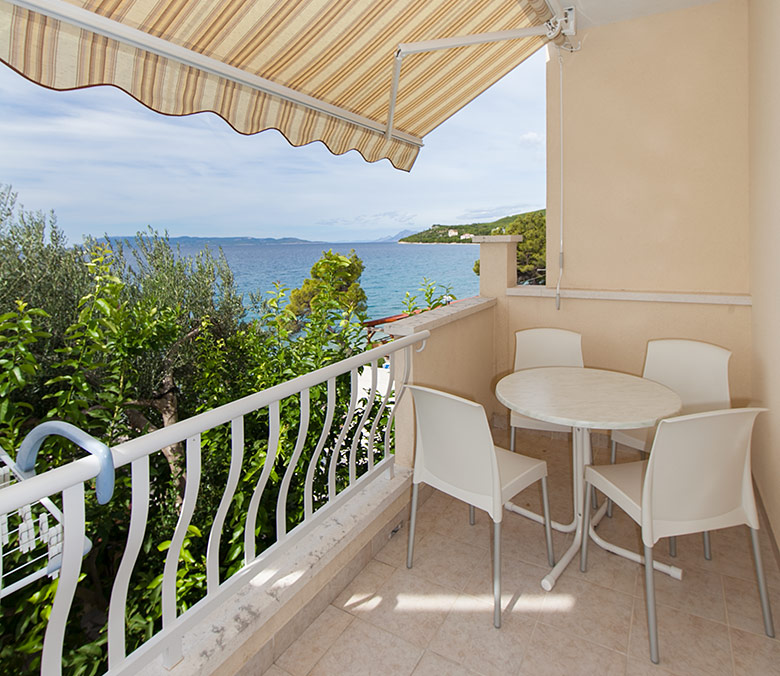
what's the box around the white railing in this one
[0,331,428,675]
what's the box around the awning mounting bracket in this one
[385,7,576,139]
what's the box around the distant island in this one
[168,235,321,245]
[109,216,543,246]
[136,230,418,245]
[399,212,537,243]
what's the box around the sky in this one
[0,49,547,244]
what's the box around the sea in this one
[173,239,481,320]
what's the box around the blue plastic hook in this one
[17,421,115,504]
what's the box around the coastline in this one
[398,240,477,245]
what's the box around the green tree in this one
[400,278,455,315]
[0,189,384,676]
[472,209,546,284]
[506,210,546,284]
[285,249,368,331]
[0,185,91,381]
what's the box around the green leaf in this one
[95,298,113,316]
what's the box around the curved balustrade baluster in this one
[328,369,358,499]
[244,402,280,563]
[108,456,150,668]
[206,418,245,594]
[2,332,429,675]
[367,355,396,468]
[276,391,310,541]
[40,483,85,676]
[161,435,201,668]
[304,378,336,519]
[349,361,378,481]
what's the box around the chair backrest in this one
[408,386,502,520]
[643,339,731,414]
[513,328,584,371]
[641,407,765,546]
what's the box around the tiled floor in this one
[272,430,780,676]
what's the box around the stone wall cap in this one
[381,296,496,337]
[472,235,523,243]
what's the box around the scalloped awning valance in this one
[0,0,555,171]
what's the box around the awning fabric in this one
[0,0,552,171]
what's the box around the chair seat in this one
[611,427,650,452]
[511,411,571,434]
[584,460,647,526]
[495,445,548,504]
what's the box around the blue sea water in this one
[173,240,481,320]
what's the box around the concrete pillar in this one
[474,235,521,298]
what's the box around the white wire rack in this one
[0,449,91,599]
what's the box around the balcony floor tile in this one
[272,431,779,676]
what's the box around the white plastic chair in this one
[611,339,731,458]
[582,408,774,665]
[509,328,584,452]
[609,339,731,550]
[406,385,554,628]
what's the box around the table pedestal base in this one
[507,427,683,590]
[588,503,682,580]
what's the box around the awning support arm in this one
[385,7,576,139]
[8,0,424,148]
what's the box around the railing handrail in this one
[110,330,427,468]
[0,455,99,515]
[0,330,427,524]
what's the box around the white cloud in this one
[0,49,547,242]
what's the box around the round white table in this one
[495,366,682,591]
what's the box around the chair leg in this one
[469,505,476,526]
[406,483,419,569]
[644,544,660,664]
[510,426,516,452]
[702,531,712,560]
[541,476,555,567]
[493,520,502,629]
[750,528,776,638]
[580,482,593,572]
[669,536,677,558]
[607,440,617,518]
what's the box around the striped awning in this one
[0,0,557,171]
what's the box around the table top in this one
[495,366,682,430]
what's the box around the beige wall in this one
[503,297,752,401]
[481,0,755,433]
[526,0,780,537]
[546,0,750,294]
[749,0,780,537]
[392,303,496,468]
[481,243,752,426]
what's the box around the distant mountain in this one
[112,231,424,246]
[168,235,323,245]
[372,229,417,243]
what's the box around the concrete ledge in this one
[383,296,496,337]
[506,285,752,307]
[142,467,413,676]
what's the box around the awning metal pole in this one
[385,9,576,139]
